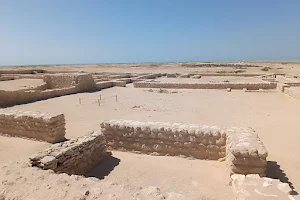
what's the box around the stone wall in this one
[0,110,66,143]
[0,74,99,107]
[117,78,132,84]
[29,131,107,175]
[0,86,79,107]
[134,82,277,90]
[226,127,268,176]
[135,73,162,80]
[95,81,114,90]
[112,81,127,87]
[101,120,226,160]
[0,69,46,74]
[43,73,97,92]
[101,120,268,176]
[282,87,300,100]
[231,174,294,200]
[0,76,15,81]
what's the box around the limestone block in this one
[0,110,66,143]
[29,131,107,175]
[231,174,294,200]
[226,127,268,176]
[101,120,226,160]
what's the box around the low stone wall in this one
[166,73,178,78]
[135,73,162,80]
[0,110,66,143]
[134,82,277,90]
[0,74,99,107]
[112,81,127,87]
[226,127,268,176]
[101,120,268,176]
[0,86,79,107]
[0,76,15,81]
[231,174,294,200]
[95,81,114,90]
[117,78,132,84]
[101,120,226,160]
[43,73,97,92]
[283,87,300,100]
[29,131,107,175]
[0,69,46,74]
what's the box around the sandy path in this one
[87,151,233,199]
[0,136,49,164]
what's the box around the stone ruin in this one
[0,69,299,199]
[101,120,268,176]
[0,107,294,200]
[21,119,293,199]
[0,110,65,143]
[134,81,277,90]
[232,174,293,200]
[29,131,107,175]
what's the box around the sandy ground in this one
[1,86,300,196]
[0,79,44,91]
[87,151,233,199]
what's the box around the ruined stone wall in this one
[112,81,127,87]
[226,127,268,176]
[95,81,114,90]
[0,110,66,143]
[0,76,15,81]
[29,131,107,175]
[101,120,227,160]
[0,86,79,107]
[135,73,162,80]
[231,174,293,200]
[283,87,300,100]
[277,75,300,84]
[0,69,46,74]
[134,82,277,90]
[43,73,96,92]
[117,78,132,84]
[101,120,268,176]
[0,74,99,107]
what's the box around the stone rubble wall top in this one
[0,110,64,121]
[226,127,268,159]
[231,174,294,200]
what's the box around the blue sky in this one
[1,0,300,65]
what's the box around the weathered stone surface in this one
[226,127,268,176]
[191,75,202,79]
[0,110,66,143]
[29,131,107,175]
[102,120,268,176]
[101,120,226,160]
[0,73,98,107]
[231,174,295,200]
[134,82,277,90]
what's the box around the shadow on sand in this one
[85,155,120,180]
[266,161,298,196]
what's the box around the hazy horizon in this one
[1,0,300,66]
